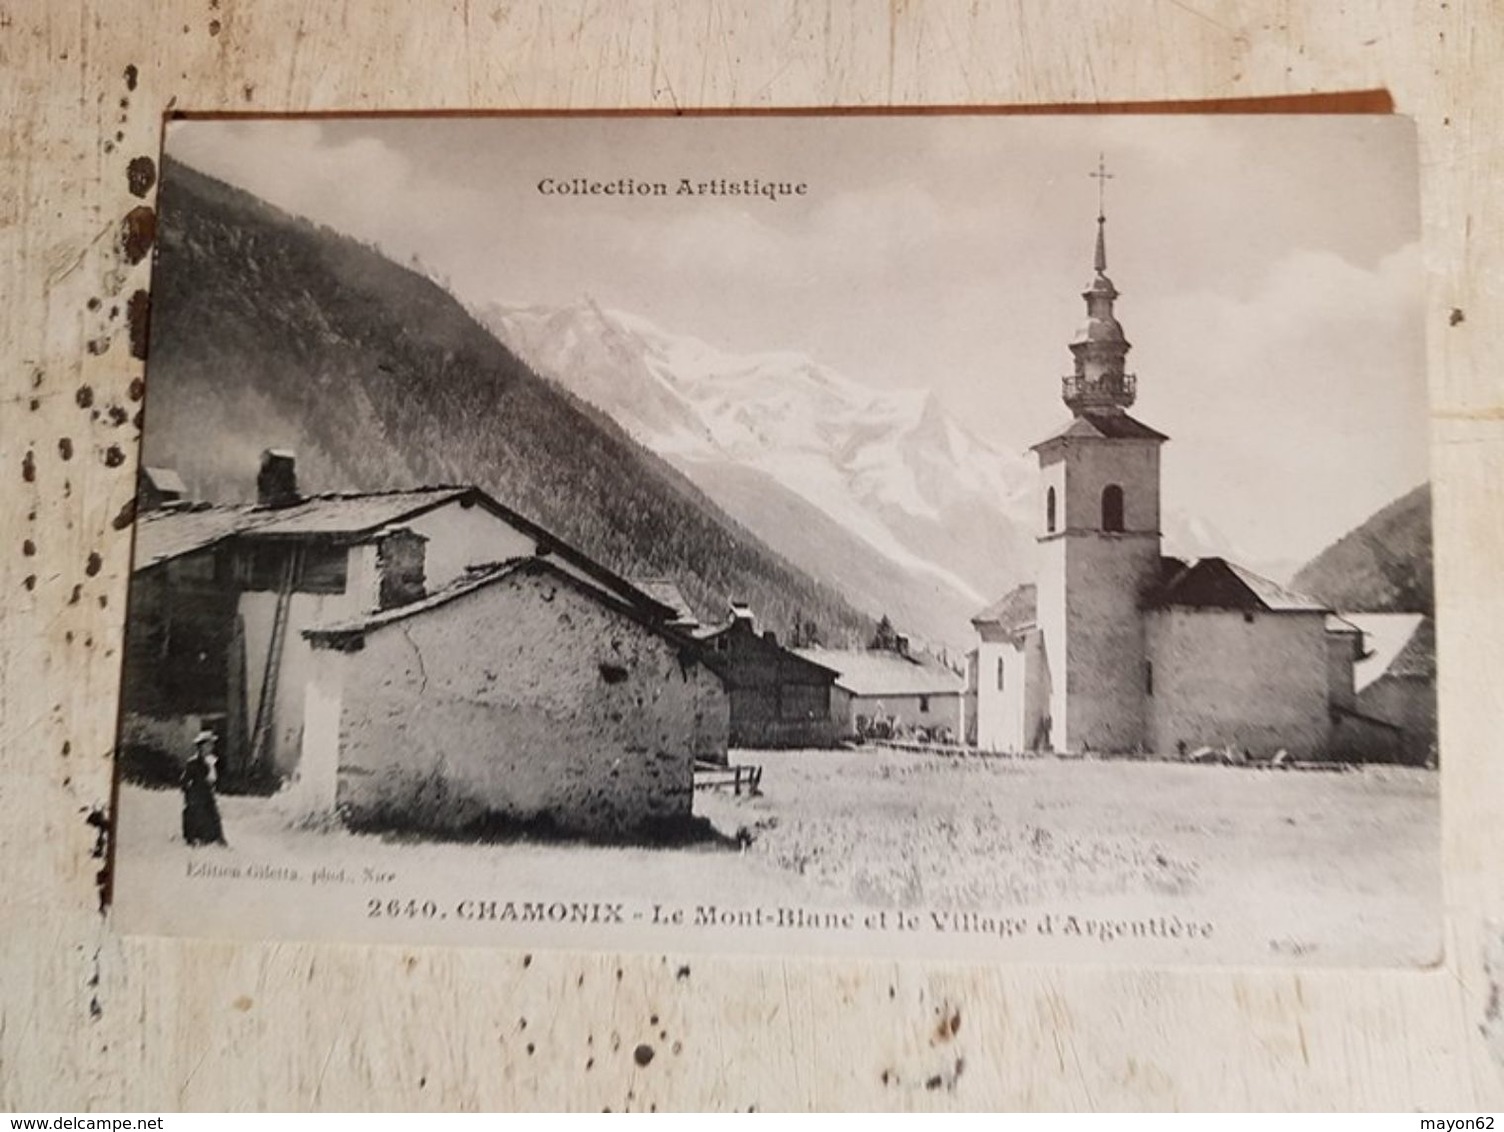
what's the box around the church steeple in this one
[1063,155,1136,416]
[1024,156,1166,758]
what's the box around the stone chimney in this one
[376,527,428,610]
[762,629,779,648]
[257,449,300,509]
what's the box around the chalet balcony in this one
[1062,372,1136,408]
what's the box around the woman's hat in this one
[193,729,217,745]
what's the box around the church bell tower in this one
[1031,158,1168,753]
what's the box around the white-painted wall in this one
[240,585,364,777]
[401,500,538,593]
[974,635,1049,752]
[973,629,1052,752]
[286,647,345,816]
[973,639,1014,750]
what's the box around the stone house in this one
[300,557,728,836]
[120,450,704,793]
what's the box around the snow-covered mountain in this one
[476,299,1264,647]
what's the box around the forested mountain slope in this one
[140,159,875,643]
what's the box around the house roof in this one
[629,578,699,627]
[132,503,256,566]
[131,484,674,621]
[972,583,1037,635]
[307,559,530,640]
[304,557,702,653]
[233,487,475,539]
[694,617,841,679]
[1342,613,1433,690]
[1146,556,1328,613]
[131,487,472,568]
[1032,411,1169,449]
[791,647,965,697]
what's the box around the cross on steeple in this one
[1089,154,1113,275]
[1090,153,1114,221]
[1064,151,1133,414]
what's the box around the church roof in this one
[1032,412,1168,449]
[972,583,1037,635]
[1147,557,1328,613]
[1342,613,1434,689]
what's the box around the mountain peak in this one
[479,301,1038,646]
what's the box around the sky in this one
[165,113,1427,566]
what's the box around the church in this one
[971,176,1402,761]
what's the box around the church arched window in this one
[1046,487,1057,533]
[1101,484,1125,532]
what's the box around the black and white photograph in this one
[109,112,1437,965]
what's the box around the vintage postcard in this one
[109,112,1436,965]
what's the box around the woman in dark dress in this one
[181,730,226,846]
